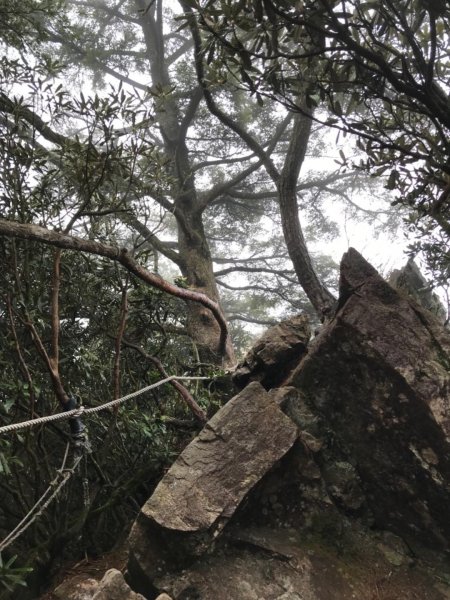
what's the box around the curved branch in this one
[0,92,69,147]
[184,2,280,182]
[228,314,278,326]
[124,213,184,267]
[121,337,207,423]
[44,30,150,92]
[0,218,229,356]
[179,87,203,140]
[214,266,296,283]
[67,0,140,24]
[200,112,292,208]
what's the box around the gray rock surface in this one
[128,381,298,588]
[288,248,450,550]
[91,569,145,600]
[54,576,99,600]
[233,314,310,390]
[154,526,447,600]
[389,258,447,323]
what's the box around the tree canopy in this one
[0,0,448,596]
[192,0,450,275]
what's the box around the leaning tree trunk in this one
[278,112,336,320]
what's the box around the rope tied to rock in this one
[0,375,210,552]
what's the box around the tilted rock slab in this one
[128,381,298,590]
[233,314,310,390]
[287,248,450,550]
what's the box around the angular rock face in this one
[390,258,447,323]
[128,382,298,590]
[288,248,450,550]
[125,248,450,600]
[233,314,310,390]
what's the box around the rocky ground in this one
[38,250,450,600]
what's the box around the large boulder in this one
[287,248,450,550]
[124,248,450,600]
[128,382,298,591]
[233,314,310,390]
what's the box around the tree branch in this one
[121,337,207,423]
[228,314,277,326]
[0,218,229,356]
[0,92,69,147]
[124,213,184,267]
[184,2,280,182]
[113,286,129,403]
[6,294,36,417]
[214,266,296,283]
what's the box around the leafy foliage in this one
[0,554,32,594]
[193,0,450,280]
[0,1,433,595]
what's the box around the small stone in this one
[54,576,99,600]
[92,569,146,600]
[377,544,406,567]
[421,447,439,465]
[298,430,323,453]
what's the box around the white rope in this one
[0,376,208,435]
[0,444,81,553]
[0,375,210,552]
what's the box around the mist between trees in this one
[0,1,449,596]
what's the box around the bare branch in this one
[121,337,207,423]
[228,314,277,326]
[0,92,69,147]
[0,218,229,356]
[124,213,184,267]
[6,294,36,417]
[113,286,129,402]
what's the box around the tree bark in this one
[135,0,235,364]
[176,205,235,364]
[278,112,336,319]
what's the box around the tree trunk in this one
[177,207,235,365]
[135,0,235,365]
[278,112,336,319]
